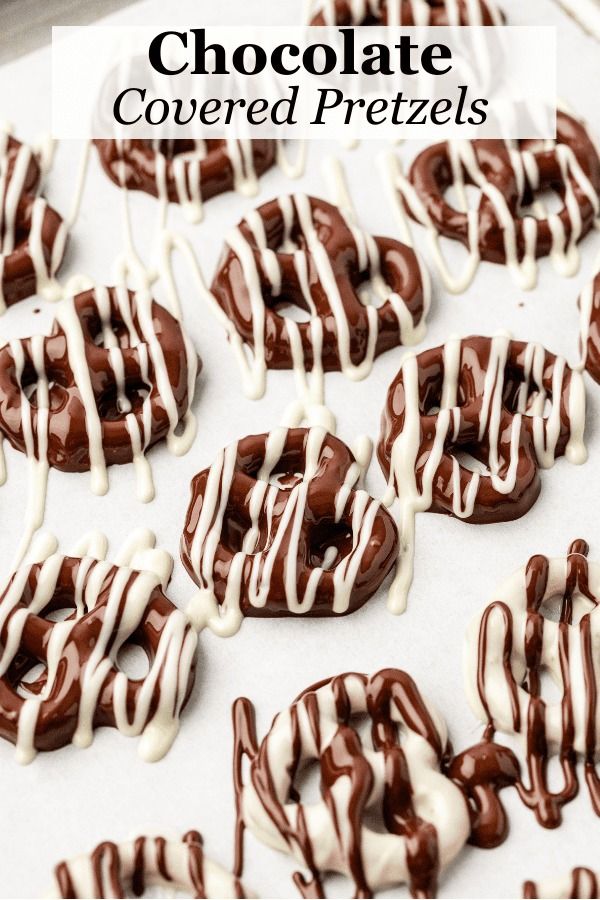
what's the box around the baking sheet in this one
[0,0,599,897]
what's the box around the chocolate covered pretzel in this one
[211,194,429,385]
[378,334,586,525]
[51,831,249,899]
[0,533,196,764]
[233,669,470,899]
[0,130,66,310]
[310,0,503,25]
[182,427,399,635]
[0,285,198,492]
[400,112,600,290]
[95,139,275,217]
[462,540,600,832]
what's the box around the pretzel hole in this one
[503,371,552,419]
[292,758,322,805]
[444,182,482,213]
[88,315,135,349]
[45,607,74,622]
[309,522,353,569]
[271,299,312,323]
[15,661,47,699]
[519,188,564,220]
[453,449,490,475]
[539,591,595,626]
[117,643,151,679]
[20,365,69,411]
[97,381,150,419]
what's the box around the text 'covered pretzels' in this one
[182,426,399,636]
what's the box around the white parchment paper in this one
[0,1,598,897]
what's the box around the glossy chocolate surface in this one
[406,112,600,265]
[0,286,196,472]
[211,195,427,372]
[181,427,399,618]
[94,139,275,205]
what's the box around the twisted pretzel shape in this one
[310,0,503,25]
[233,669,470,898]
[211,194,428,380]
[0,285,198,488]
[182,427,398,635]
[0,540,197,764]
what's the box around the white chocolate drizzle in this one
[383,334,587,614]
[0,125,67,312]
[0,528,197,765]
[307,0,504,24]
[383,130,600,293]
[186,425,383,637]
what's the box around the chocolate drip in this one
[523,867,599,899]
[53,831,246,899]
[465,540,600,842]
[233,669,469,898]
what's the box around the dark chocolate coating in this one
[211,195,427,372]
[310,0,503,24]
[0,554,196,755]
[0,286,197,472]
[406,112,600,265]
[181,428,399,617]
[580,272,600,385]
[377,335,577,523]
[94,139,275,205]
[0,135,66,307]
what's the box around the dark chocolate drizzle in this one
[233,669,468,899]
[458,540,600,847]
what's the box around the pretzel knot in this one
[211,194,428,380]
[310,0,503,24]
[182,427,399,635]
[464,539,600,829]
[0,285,198,486]
[52,831,249,899]
[378,335,586,524]
[94,139,275,214]
[0,541,197,764]
[405,111,600,269]
[0,131,66,310]
[234,669,470,898]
